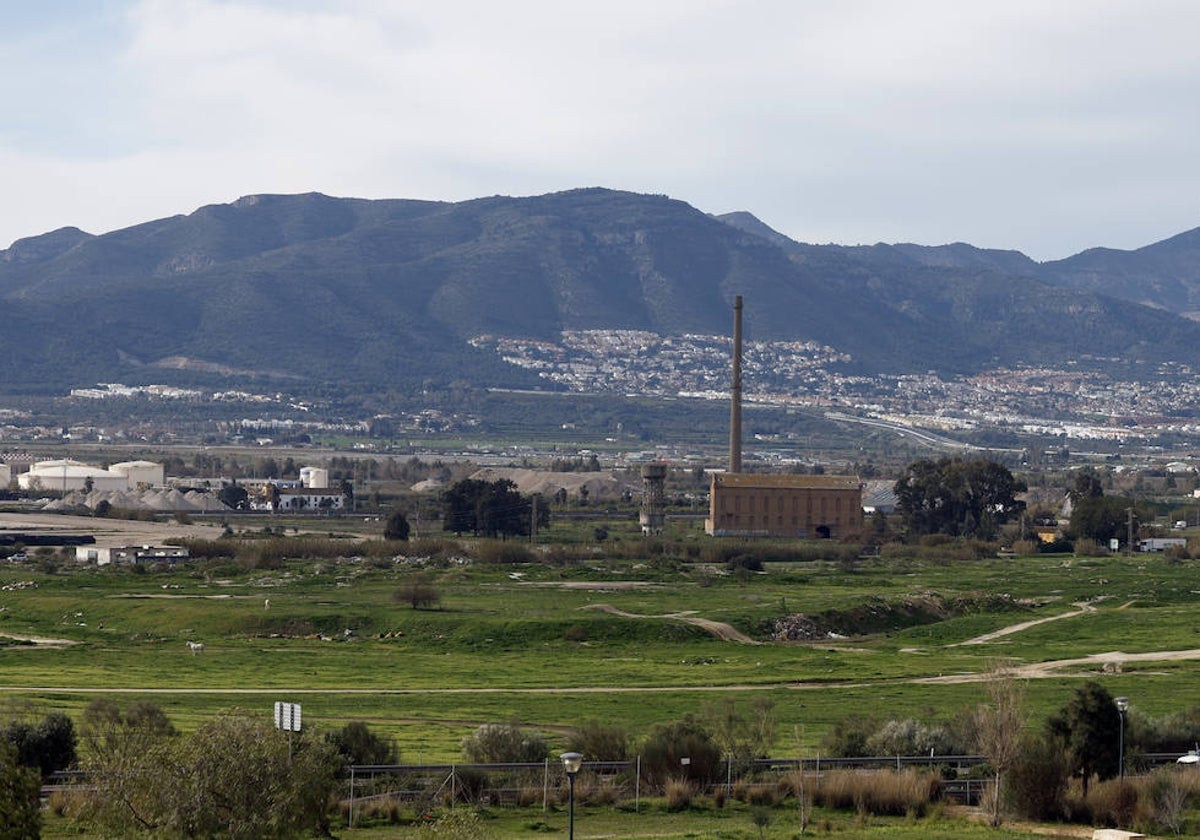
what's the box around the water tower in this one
[640,463,667,534]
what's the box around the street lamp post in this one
[561,751,583,840]
[1116,696,1129,779]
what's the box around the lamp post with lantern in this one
[1115,696,1129,779]
[560,752,583,840]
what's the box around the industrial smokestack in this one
[729,295,743,474]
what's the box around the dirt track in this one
[583,603,759,644]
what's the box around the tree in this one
[1068,468,1105,503]
[1047,681,1121,798]
[702,696,776,767]
[217,480,249,511]
[974,663,1026,826]
[894,457,1026,539]
[1068,496,1141,545]
[0,710,77,778]
[384,508,411,541]
[0,740,41,840]
[442,478,545,538]
[81,708,341,839]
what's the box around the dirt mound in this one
[772,592,1026,641]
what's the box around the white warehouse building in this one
[18,459,131,493]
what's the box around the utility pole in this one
[1126,506,1135,556]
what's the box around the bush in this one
[393,576,441,610]
[475,542,535,564]
[328,721,398,766]
[461,723,549,763]
[1006,732,1068,821]
[639,716,722,790]
[566,721,629,762]
[664,777,693,811]
[1084,777,1139,829]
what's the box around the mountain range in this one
[3,188,1200,397]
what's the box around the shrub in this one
[566,721,629,762]
[393,576,441,610]
[664,777,693,811]
[475,542,535,564]
[328,721,398,766]
[1084,777,1140,829]
[461,723,548,763]
[639,716,722,789]
[1006,732,1068,821]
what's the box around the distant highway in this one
[824,412,1024,454]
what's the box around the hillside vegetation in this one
[3,189,1200,394]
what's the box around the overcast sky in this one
[3,0,1198,261]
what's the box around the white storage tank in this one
[109,460,165,488]
[0,463,10,487]
[300,467,329,489]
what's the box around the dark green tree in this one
[327,721,398,766]
[0,740,41,839]
[383,508,411,541]
[1068,468,1105,503]
[894,458,1026,539]
[442,478,546,538]
[1047,681,1121,798]
[0,710,77,777]
[1068,496,1142,544]
[217,480,249,511]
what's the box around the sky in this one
[2,0,1199,262]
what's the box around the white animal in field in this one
[264,598,270,610]
[187,640,205,655]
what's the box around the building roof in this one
[712,473,861,491]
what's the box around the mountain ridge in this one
[2,188,1199,396]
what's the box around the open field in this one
[5,514,1200,835]
[2,536,1200,756]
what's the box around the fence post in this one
[348,766,356,829]
[543,757,549,812]
[636,755,641,812]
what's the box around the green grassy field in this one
[6,542,1200,837]
[2,546,1198,758]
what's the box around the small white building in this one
[76,545,191,565]
[0,463,10,488]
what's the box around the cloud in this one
[2,0,1199,260]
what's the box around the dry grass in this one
[814,769,941,817]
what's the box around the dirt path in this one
[952,602,1097,646]
[916,647,1200,685]
[583,603,759,644]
